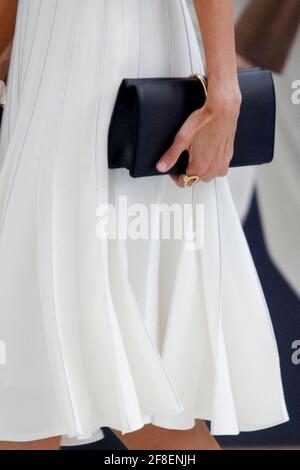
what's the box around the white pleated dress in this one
[0,0,289,446]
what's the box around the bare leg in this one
[111,419,221,450]
[0,436,61,450]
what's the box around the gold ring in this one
[182,174,200,188]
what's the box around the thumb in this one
[156,133,188,173]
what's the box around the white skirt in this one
[0,0,289,446]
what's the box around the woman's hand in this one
[156,83,242,187]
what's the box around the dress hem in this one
[0,413,290,445]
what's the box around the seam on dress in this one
[165,0,173,76]
[19,0,42,100]
[137,0,142,77]
[179,0,194,74]
[18,0,30,99]
[17,0,26,103]
[210,177,226,429]
[160,218,187,361]
[50,0,81,435]
[143,167,159,336]
[94,0,109,199]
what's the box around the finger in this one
[156,132,188,173]
[169,173,186,188]
[177,157,207,187]
[200,159,231,181]
[200,174,215,183]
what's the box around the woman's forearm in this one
[0,0,18,81]
[193,0,241,107]
[0,0,18,50]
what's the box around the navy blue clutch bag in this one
[108,68,276,177]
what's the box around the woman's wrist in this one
[205,75,242,117]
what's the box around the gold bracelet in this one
[189,73,208,98]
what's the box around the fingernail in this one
[156,161,167,172]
